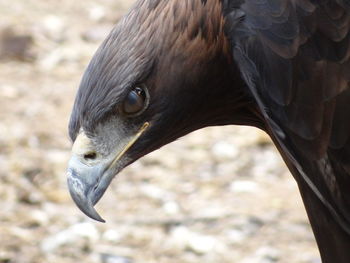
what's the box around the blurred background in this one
[0,0,320,262]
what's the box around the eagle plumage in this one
[67,1,350,262]
[224,1,350,261]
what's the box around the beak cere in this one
[67,122,150,222]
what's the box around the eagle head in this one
[67,0,258,221]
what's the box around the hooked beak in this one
[67,122,149,222]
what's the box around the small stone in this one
[0,27,34,61]
[139,184,174,201]
[100,253,132,263]
[46,149,69,165]
[38,49,64,70]
[252,149,283,178]
[88,6,107,22]
[162,201,180,215]
[255,246,280,262]
[187,234,217,254]
[170,226,224,255]
[227,229,247,244]
[42,15,66,42]
[9,226,32,241]
[212,141,238,159]
[169,226,191,250]
[102,229,123,243]
[27,135,40,148]
[230,180,259,193]
[43,188,70,203]
[0,251,11,262]
[82,25,113,42]
[1,85,19,99]
[41,222,99,252]
[28,209,50,226]
[17,187,44,205]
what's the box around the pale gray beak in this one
[67,123,149,222]
[67,155,111,222]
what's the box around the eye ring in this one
[121,84,150,117]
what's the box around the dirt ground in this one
[0,1,321,262]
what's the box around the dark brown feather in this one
[224,0,350,262]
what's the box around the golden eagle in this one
[67,1,350,262]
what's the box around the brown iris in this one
[122,86,148,116]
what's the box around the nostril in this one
[84,152,97,160]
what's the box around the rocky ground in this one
[0,1,320,262]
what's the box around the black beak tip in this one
[90,213,106,223]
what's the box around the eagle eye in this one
[122,86,148,116]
